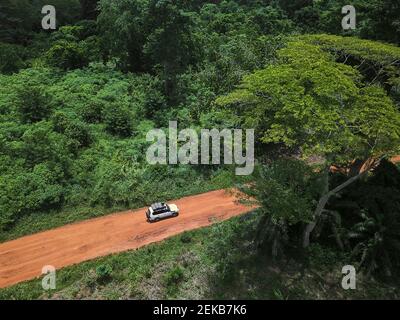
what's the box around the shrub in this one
[51,111,92,149]
[102,103,133,137]
[45,25,101,70]
[0,164,64,230]
[15,86,51,124]
[180,232,192,244]
[46,40,88,70]
[328,160,400,277]
[81,100,104,123]
[163,266,185,296]
[0,43,26,74]
[90,153,144,207]
[96,264,113,282]
[240,160,323,259]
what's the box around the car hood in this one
[169,204,179,212]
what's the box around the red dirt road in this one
[0,189,254,289]
[392,155,400,163]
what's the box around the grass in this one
[1,210,398,300]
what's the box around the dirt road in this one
[1,156,398,289]
[0,189,254,289]
[392,155,400,163]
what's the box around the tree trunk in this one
[302,194,330,248]
[302,157,382,248]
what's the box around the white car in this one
[146,202,179,222]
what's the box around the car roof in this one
[151,202,168,211]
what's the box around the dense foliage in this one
[1,0,400,288]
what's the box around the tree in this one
[217,36,400,248]
[103,103,133,137]
[51,111,92,150]
[0,0,81,44]
[278,0,314,17]
[0,163,64,230]
[97,0,149,72]
[98,0,202,101]
[45,26,100,70]
[240,159,323,259]
[316,0,400,44]
[357,0,400,44]
[15,85,52,124]
[0,0,37,44]
[0,43,27,74]
[144,0,202,101]
[80,0,99,20]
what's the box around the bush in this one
[51,111,92,149]
[164,266,184,285]
[46,40,88,70]
[307,243,344,269]
[16,121,71,168]
[81,100,104,123]
[90,152,144,207]
[45,26,101,70]
[103,103,133,137]
[15,86,51,124]
[328,160,400,277]
[163,265,185,296]
[96,264,113,282]
[0,43,26,74]
[180,232,192,244]
[240,159,324,260]
[0,164,64,231]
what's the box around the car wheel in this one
[154,218,160,222]
[173,212,178,217]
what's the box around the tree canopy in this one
[217,37,400,165]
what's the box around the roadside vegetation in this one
[1,211,398,300]
[1,0,400,298]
